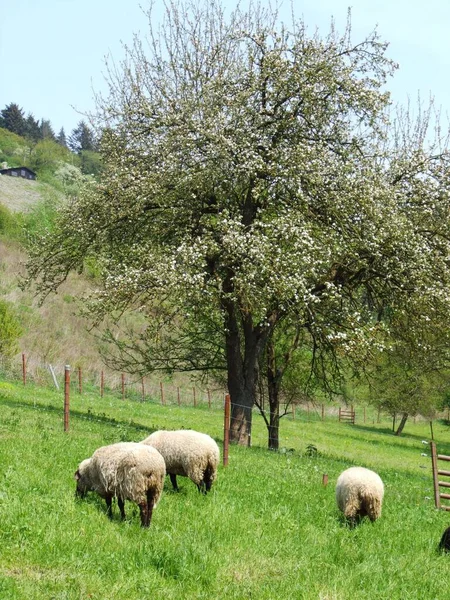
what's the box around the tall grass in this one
[1,380,450,599]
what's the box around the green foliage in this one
[28,139,72,177]
[0,127,31,167]
[21,187,63,238]
[0,300,22,360]
[0,204,22,239]
[79,149,103,176]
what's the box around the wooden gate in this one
[430,441,450,511]
[339,406,355,424]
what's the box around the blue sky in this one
[1,0,449,136]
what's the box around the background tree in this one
[57,128,67,147]
[40,119,56,141]
[26,1,450,447]
[367,344,445,435]
[24,113,41,142]
[0,103,26,137]
[29,139,72,179]
[79,150,103,176]
[68,120,96,153]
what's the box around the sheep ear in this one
[74,469,80,480]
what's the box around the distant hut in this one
[0,166,37,180]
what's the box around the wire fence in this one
[1,353,227,410]
[1,352,449,435]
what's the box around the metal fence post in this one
[64,365,70,432]
[223,393,230,467]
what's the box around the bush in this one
[0,204,20,238]
[0,300,22,361]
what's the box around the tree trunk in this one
[395,412,408,436]
[224,300,265,446]
[267,408,280,450]
[267,338,281,450]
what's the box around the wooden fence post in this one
[321,404,324,420]
[64,365,70,432]
[223,393,231,467]
[160,381,164,405]
[177,387,181,406]
[22,352,26,386]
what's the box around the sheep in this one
[439,526,450,552]
[335,466,384,526]
[74,441,166,527]
[140,429,220,494]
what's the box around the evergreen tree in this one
[0,103,26,136]
[68,120,96,153]
[40,119,56,141]
[57,127,67,147]
[25,113,41,142]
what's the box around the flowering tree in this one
[27,1,450,446]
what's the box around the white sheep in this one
[140,429,220,493]
[335,466,384,525]
[74,441,166,527]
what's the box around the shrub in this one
[0,299,22,361]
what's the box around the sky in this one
[1,0,450,136]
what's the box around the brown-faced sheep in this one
[74,442,166,527]
[140,429,220,493]
[336,466,384,526]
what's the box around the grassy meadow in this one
[1,379,450,599]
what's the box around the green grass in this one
[1,380,450,599]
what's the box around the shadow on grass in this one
[327,423,450,454]
[0,395,155,436]
[0,394,224,447]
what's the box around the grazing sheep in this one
[336,466,384,525]
[439,526,450,552]
[141,429,220,493]
[74,442,166,527]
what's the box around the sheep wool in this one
[141,429,220,493]
[335,466,384,524]
[75,441,166,527]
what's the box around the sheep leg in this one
[118,497,126,520]
[145,489,155,527]
[139,502,149,527]
[169,473,179,491]
[105,493,113,519]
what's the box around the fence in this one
[3,352,446,449]
[430,441,450,511]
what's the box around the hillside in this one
[0,173,43,212]
[0,176,108,383]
